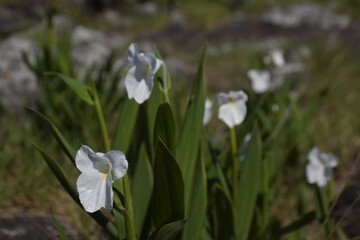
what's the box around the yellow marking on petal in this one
[143,64,150,77]
[101,173,108,179]
[229,102,236,107]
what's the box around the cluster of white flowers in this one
[74,44,338,213]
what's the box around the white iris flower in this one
[247,69,271,94]
[76,145,128,213]
[305,147,338,187]
[203,98,213,125]
[217,91,248,128]
[125,43,164,104]
[264,49,285,67]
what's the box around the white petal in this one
[218,101,246,128]
[127,43,138,64]
[307,147,320,164]
[229,90,248,102]
[103,151,128,180]
[248,70,271,94]
[77,172,113,212]
[271,49,285,67]
[76,145,103,173]
[203,99,213,125]
[125,66,153,104]
[316,168,329,187]
[305,163,320,184]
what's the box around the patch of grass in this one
[179,0,231,30]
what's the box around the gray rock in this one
[135,2,159,16]
[263,3,350,30]
[0,37,39,113]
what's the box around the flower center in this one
[100,160,110,179]
[143,63,150,77]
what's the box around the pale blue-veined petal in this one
[103,150,128,181]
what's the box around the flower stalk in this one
[229,127,238,203]
[92,84,137,240]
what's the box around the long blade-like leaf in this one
[234,124,262,240]
[153,220,186,240]
[176,45,207,199]
[112,98,139,153]
[182,142,207,240]
[153,103,176,154]
[47,72,94,105]
[28,107,75,164]
[153,138,184,229]
[50,208,69,240]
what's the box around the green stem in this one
[92,85,136,240]
[123,174,136,240]
[229,127,238,204]
[93,87,110,152]
[261,157,269,231]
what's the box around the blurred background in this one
[0,0,360,239]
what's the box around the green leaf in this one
[182,142,207,240]
[47,72,94,105]
[50,208,69,240]
[28,107,76,164]
[153,103,176,154]
[279,211,316,235]
[176,45,207,197]
[113,209,125,240]
[153,220,186,240]
[234,124,262,240]
[213,184,234,240]
[34,144,78,201]
[143,76,165,159]
[153,138,185,228]
[336,226,349,240]
[132,144,153,237]
[112,98,139,153]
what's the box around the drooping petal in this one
[77,172,113,212]
[323,153,338,168]
[316,167,329,187]
[103,150,128,181]
[305,163,321,185]
[218,102,246,128]
[76,145,104,173]
[125,66,153,104]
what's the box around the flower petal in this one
[103,150,128,181]
[203,99,213,125]
[305,163,320,184]
[76,145,103,173]
[218,101,246,128]
[248,70,271,94]
[77,172,113,212]
[127,43,138,65]
[125,66,153,104]
[307,147,320,164]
